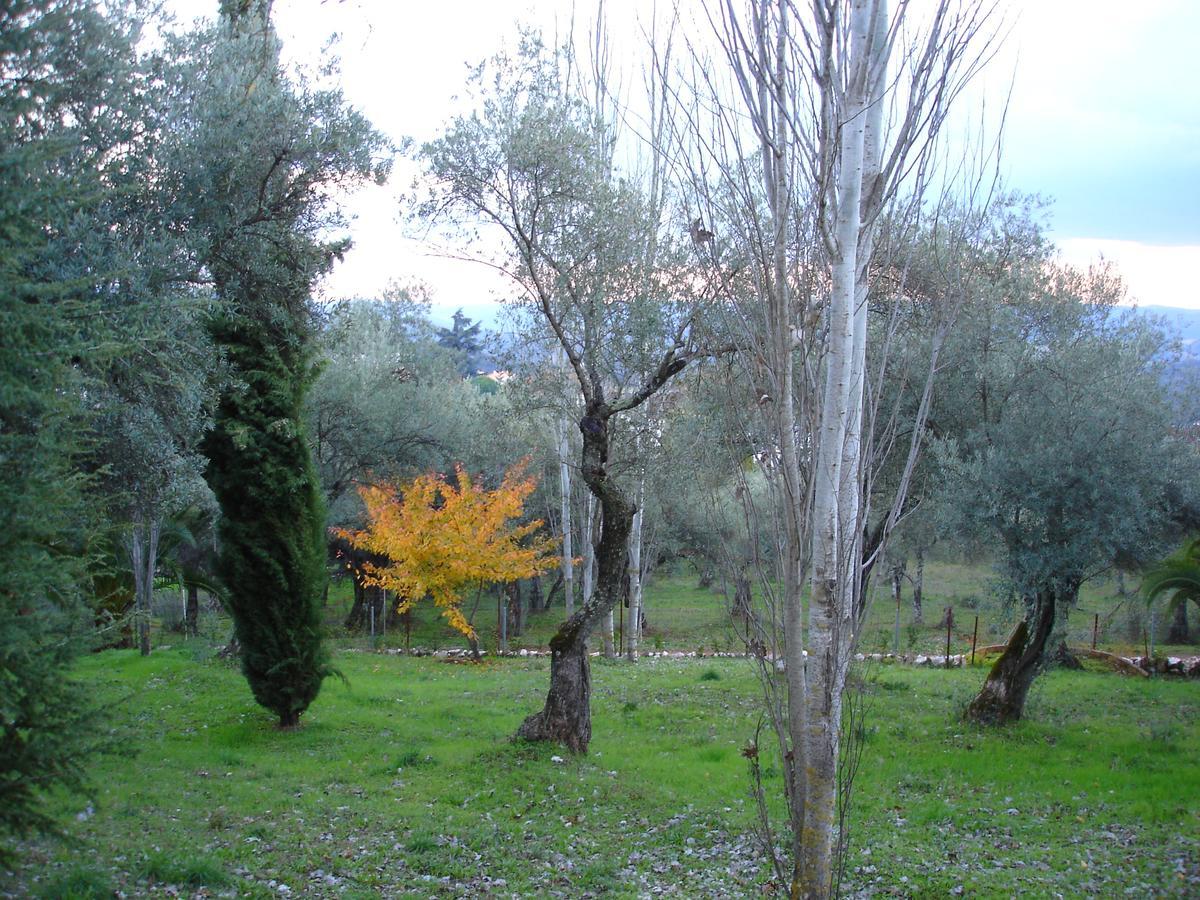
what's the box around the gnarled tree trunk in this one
[517,402,634,752]
[965,584,1068,725]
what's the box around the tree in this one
[935,258,1192,724]
[96,400,211,656]
[338,463,559,644]
[163,3,389,727]
[681,2,1001,892]
[308,289,476,524]
[1141,539,1200,646]
[437,308,488,376]
[420,31,725,752]
[0,0,160,849]
[160,499,224,639]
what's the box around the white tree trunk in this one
[557,414,575,617]
[126,514,160,657]
[625,465,646,661]
[800,2,879,893]
[701,0,989,892]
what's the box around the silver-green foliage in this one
[935,203,1194,620]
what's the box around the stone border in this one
[351,646,1200,676]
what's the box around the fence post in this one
[945,607,953,669]
[970,615,979,666]
[894,590,901,656]
[1092,613,1099,651]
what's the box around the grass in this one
[327,557,1198,662]
[4,643,1198,897]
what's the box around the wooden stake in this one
[945,607,953,669]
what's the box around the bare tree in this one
[663,0,1002,894]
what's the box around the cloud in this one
[1055,238,1200,310]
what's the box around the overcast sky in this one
[166,0,1200,319]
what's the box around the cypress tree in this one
[203,312,330,728]
[165,3,388,726]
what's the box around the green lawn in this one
[327,559,1197,661]
[5,645,1198,897]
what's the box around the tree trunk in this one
[528,574,544,613]
[1167,599,1189,645]
[506,581,523,638]
[517,619,592,751]
[557,413,575,617]
[626,476,645,662]
[1048,640,1082,670]
[126,516,160,657]
[965,586,1064,725]
[912,549,924,624]
[543,570,563,610]
[345,579,367,631]
[386,591,404,630]
[186,584,200,638]
[584,494,614,657]
[890,563,904,653]
[732,572,752,619]
[128,528,148,657]
[517,403,634,752]
[496,588,507,652]
[794,4,882,892]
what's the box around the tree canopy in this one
[338,463,559,639]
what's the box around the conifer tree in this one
[0,0,147,847]
[167,1,388,726]
[203,313,330,727]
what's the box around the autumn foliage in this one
[337,462,559,639]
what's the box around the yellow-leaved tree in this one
[338,461,559,641]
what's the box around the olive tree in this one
[936,258,1193,724]
[419,33,726,752]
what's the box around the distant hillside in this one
[1135,305,1200,350]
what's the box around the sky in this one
[164,0,1200,320]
